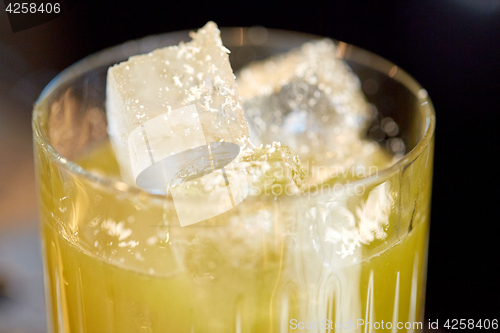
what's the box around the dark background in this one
[1,0,499,331]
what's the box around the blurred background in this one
[1,0,499,331]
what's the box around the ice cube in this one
[107,22,250,226]
[107,21,249,186]
[240,141,307,195]
[236,39,371,162]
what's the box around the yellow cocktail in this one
[33,28,435,332]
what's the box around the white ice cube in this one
[107,21,249,186]
[236,39,370,161]
[106,22,250,226]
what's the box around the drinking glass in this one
[33,27,435,332]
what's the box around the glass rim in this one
[32,27,436,200]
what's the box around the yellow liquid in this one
[38,142,432,333]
